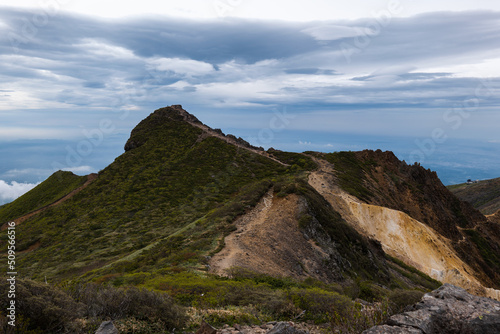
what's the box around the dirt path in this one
[1,173,98,231]
[208,186,343,282]
[209,189,274,275]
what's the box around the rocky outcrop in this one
[363,284,500,334]
[95,321,118,334]
[211,321,321,334]
[267,322,309,334]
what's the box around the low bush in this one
[288,287,352,323]
[193,306,263,327]
[0,277,84,333]
[388,289,424,313]
[330,299,390,334]
[68,283,187,330]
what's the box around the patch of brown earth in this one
[488,210,500,224]
[19,240,41,254]
[209,189,336,281]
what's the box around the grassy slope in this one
[448,177,500,215]
[0,171,87,224]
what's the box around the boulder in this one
[267,322,309,334]
[95,321,118,334]
[363,284,500,334]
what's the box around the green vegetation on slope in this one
[0,171,87,224]
[311,151,375,202]
[463,229,500,270]
[0,272,431,334]
[448,177,500,215]
[267,149,318,171]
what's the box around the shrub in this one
[330,299,390,334]
[69,283,187,330]
[195,306,262,327]
[0,278,84,333]
[388,289,424,313]
[288,287,352,323]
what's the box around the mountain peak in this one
[154,104,203,124]
[124,105,271,162]
[124,105,201,152]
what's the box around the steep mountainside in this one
[448,177,500,215]
[307,150,500,298]
[1,105,498,304]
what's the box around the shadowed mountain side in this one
[448,177,500,215]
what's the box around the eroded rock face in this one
[363,284,500,334]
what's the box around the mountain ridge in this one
[1,105,499,304]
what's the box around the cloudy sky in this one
[1,0,500,204]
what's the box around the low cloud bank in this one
[0,180,40,205]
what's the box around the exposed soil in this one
[19,240,41,254]
[307,157,500,300]
[209,189,337,282]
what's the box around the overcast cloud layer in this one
[1,6,500,204]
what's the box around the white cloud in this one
[62,166,94,174]
[0,127,77,140]
[421,57,500,79]
[148,57,215,76]
[4,0,500,21]
[77,39,137,59]
[0,180,40,205]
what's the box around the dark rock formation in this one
[363,284,500,334]
[95,321,118,334]
[267,322,309,334]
